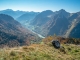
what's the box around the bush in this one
[10,51,17,56]
[59,46,66,54]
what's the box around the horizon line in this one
[0,9,80,13]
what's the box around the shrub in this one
[59,46,66,54]
[10,51,17,56]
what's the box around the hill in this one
[0,39,80,60]
[0,14,40,48]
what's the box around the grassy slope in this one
[0,43,80,60]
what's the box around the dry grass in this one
[0,43,80,60]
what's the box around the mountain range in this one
[0,9,26,19]
[0,9,39,24]
[16,12,39,24]
[29,9,80,38]
[0,9,80,38]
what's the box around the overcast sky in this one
[0,0,80,12]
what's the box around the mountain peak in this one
[59,9,66,12]
[42,10,53,13]
[57,9,70,18]
[4,9,13,11]
[39,10,54,16]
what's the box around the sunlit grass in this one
[0,41,80,60]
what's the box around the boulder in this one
[52,40,60,48]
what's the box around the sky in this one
[0,0,80,13]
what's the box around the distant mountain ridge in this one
[0,9,27,19]
[0,9,39,19]
[0,9,39,25]
[16,12,39,24]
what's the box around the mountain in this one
[47,9,70,36]
[29,9,80,38]
[55,9,70,18]
[0,9,26,19]
[2,9,79,38]
[16,12,39,24]
[30,9,71,37]
[29,10,54,36]
[0,14,39,48]
[30,10,54,26]
[67,12,80,38]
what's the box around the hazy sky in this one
[0,0,80,12]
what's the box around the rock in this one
[52,40,60,48]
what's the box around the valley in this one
[0,9,80,46]
[0,0,80,60]
[0,9,80,60]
